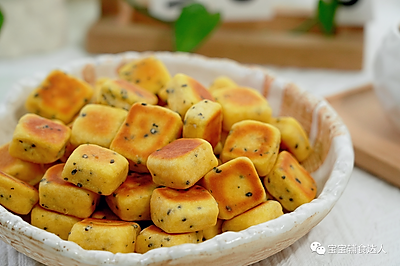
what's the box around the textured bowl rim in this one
[0,51,354,266]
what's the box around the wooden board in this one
[326,84,400,187]
[85,1,364,70]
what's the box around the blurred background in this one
[0,0,398,100]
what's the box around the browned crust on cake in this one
[223,120,279,160]
[187,76,214,101]
[153,185,213,203]
[28,70,93,118]
[43,164,77,187]
[20,114,70,145]
[215,87,265,106]
[75,106,122,138]
[150,138,204,160]
[112,173,156,197]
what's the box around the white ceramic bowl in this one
[373,21,400,132]
[0,52,354,266]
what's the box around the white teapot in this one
[373,21,400,132]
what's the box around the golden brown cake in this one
[135,225,203,254]
[183,99,222,149]
[208,76,237,93]
[163,73,215,118]
[0,170,39,215]
[95,78,158,110]
[70,104,128,148]
[39,164,100,218]
[270,116,312,162]
[105,173,159,221]
[221,200,283,232]
[150,185,219,233]
[9,113,71,164]
[212,86,272,131]
[202,157,267,220]
[118,56,171,94]
[110,102,183,173]
[147,138,218,189]
[264,151,317,211]
[31,204,82,240]
[0,142,47,186]
[62,144,129,196]
[25,70,94,124]
[221,120,281,177]
[68,218,140,253]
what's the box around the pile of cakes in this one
[0,56,317,254]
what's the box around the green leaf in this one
[0,8,4,33]
[317,0,339,35]
[174,3,221,52]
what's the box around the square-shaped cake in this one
[39,164,100,218]
[95,78,158,110]
[147,138,218,189]
[110,102,183,173]
[105,173,159,221]
[0,170,39,215]
[31,204,82,240]
[264,151,317,211]
[0,142,46,186]
[183,100,222,149]
[118,56,171,94]
[9,113,71,164]
[150,185,219,233]
[221,120,281,177]
[62,144,129,196]
[202,157,266,220]
[68,218,140,253]
[212,86,272,131]
[163,73,214,118]
[70,104,128,148]
[25,70,93,124]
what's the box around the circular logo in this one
[310,241,321,252]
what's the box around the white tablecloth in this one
[0,0,399,265]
